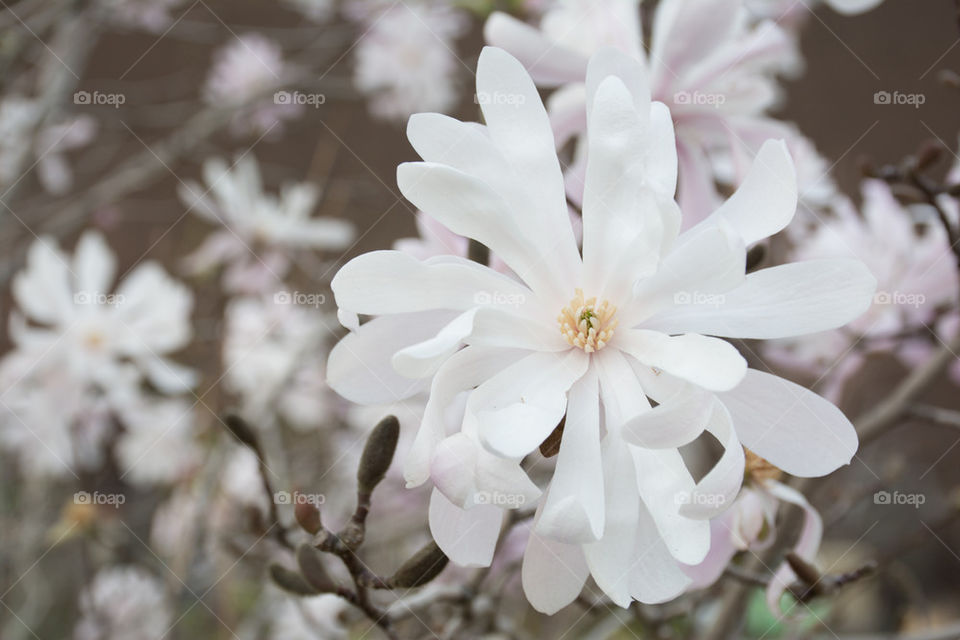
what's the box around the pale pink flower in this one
[74,566,172,640]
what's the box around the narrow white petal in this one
[522,517,590,614]
[429,489,504,567]
[621,385,713,449]
[617,330,747,392]
[678,402,745,519]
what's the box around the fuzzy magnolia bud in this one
[387,541,448,588]
[223,413,260,450]
[296,544,336,592]
[294,499,322,535]
[269,564,317,596]
[357,415,400,495]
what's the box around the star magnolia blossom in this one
[483,0,837,222]
[179,155,354,293]
[327,46,875,611]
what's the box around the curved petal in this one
[617,330,747,392]
[483,13,587,86]
[678,401,745,519]
[536,369,604,544]
[764,481,823,614]
[682,517,739,589]
[326,312,456,405]
[718,368,859,477]
[621,385,714,449]
[642,258,877,339]
[473,349,589,458]
[429,489,504,568]
[522,515,590,614]
[629,503,693,603]
[392,310,477,379]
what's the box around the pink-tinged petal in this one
[547,83,587,148]
[536,369,604,544]
[676,140,723,225]
[631,447,711,565]
[679,402,745,519]
[643,258,877,339]
[650,0,740,92]
[764,481,823,614]
[483,12,587,86]
[327,312,456,405]
[617,330,747,392]
[825,0,884,14]
[405,346,527,488]
[693,139,798,246]
[682,517,739,589]
[718,369,859,477]
[521,514,590,614]
[621,385,714,449]
[73,232,117,298]
[629,503,692,603]
[429,489,504,567]
[397,162,565,299]
[332,250,530,316]
[472,349,589,458]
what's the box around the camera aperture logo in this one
[74,491,126,508]
[874,490,925,509]
[274,490,325,506]
[274,91,326,108]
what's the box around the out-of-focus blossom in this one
[106,0,186,33]
[116,397,201,484]
[74,566,172,640]
[350,2,468,122]
[282,0,335,22]
[0,97,96,195]
[746,0,885,26]
[269,594,351,640]
[683,452,823,614]
[203,34,302,137]
[223,295,337,430]
[179,155,353,294]
[328,47,874,611]
[485,0,832,224]
[0,232,197,478]
[765,180,958,398]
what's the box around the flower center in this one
[558,289,618,353]
[744,449,782,483]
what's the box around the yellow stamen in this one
[557,289,618,353]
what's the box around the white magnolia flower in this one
[179,155,353,293]
[747,0,884,24]
[203,34,301,137]
[223,295,337,430]
[106,0,186,32]
[0,232,196,478]
[484,0,833,222]
[351,2,468,122]
[327,47,874,611]
[269,595,351,640]
[74,566,172,640]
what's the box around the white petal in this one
[473,349,589,458]
[405,346,527,488]
[13,237,73,325]
[585,46,650,124]
[718,369,859,477]
[522,516,590,614]
[332,250,530,316]
[73,232,117,298]
[678,401,745,519]
[536,369,604,544]
[621,385,713,449]
[693,139,798,246]
[629,503,692,603]
[617,330,747,391]
[429,489,504,568]
[764,481,823,613]
[392,309,477,379]
[643,258,877,339]
[326,312,455,405]
[682,518,739,590]
[466,306,566,353]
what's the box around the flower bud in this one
[269,564,317,596]
[295,544,335,592]
[357,415,399,495]
[387,541,448,588]
[294,499,322,535]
